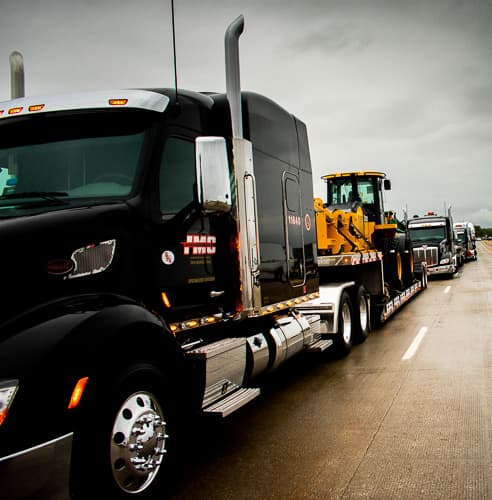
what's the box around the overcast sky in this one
[2,0,492,226]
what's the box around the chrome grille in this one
[413,246,438,267]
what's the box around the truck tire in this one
[332,290,353,356]
[71,362,180,500]
[352,285,370,343]
[458,253,464,267]
[421,265,428,288]
[449,255,458,277]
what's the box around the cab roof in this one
[0,89,170,119]
[322,171,386,180]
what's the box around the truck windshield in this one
[409,226,446,242]
[0,109,155,214]
[455,231,466,244]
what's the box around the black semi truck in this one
[0,17,325,500]
[0,16,425,500]
[408,209,458,278]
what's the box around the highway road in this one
[165,240,492,499]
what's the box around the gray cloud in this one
[1,0,492,226]
[286,22,373,54]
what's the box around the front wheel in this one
[420,265,428,289]
[71,363,180,499]
[110,391,167,495]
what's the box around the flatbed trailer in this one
[298,251,427,355]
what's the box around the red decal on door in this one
[181,234,217,255]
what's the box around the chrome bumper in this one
[0,433,72,500]
[427,264,455,275]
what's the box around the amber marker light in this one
[161,292,171,308]
[68,377,89,410]
[29,104,45,112]
[109,98,128,106]
[8,107,23,115]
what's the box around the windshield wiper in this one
[0,191,69,205]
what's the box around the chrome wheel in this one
[359,294,369,334]
[341,300,352,345]
[110,391,168,494]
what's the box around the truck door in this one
[283,171,305,287]
[153,135,234,320]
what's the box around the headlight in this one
[0,379,19,426]
[440,258,450,264]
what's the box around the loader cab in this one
[323,171,390,224]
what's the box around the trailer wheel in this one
[353,285,370,343]
[71,362,180,500]
[332,290,353,356]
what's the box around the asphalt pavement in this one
[165,242,492,499]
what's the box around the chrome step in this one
[306,338,333,352]
[203,387,260,417]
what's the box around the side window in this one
[284,173,305,286]
[358,180,374,204]
[159,137,196,217]
[285,176,299,213]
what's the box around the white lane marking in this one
[444,286,451,294]
[402,326,428,361]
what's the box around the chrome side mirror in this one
[195,137,232,213]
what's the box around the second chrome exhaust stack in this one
[10,51,25,99]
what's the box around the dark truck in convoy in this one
[0,16,426,500]
[454,221,477,262]
[408,210,458,278]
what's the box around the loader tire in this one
[397,234,415,288]
[382,237,403,291]
[370,301,383,330]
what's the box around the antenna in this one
[171,0,179,104]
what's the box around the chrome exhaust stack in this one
[224,15,244,139]
[10,51,25,99]
[224,15,262,315]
